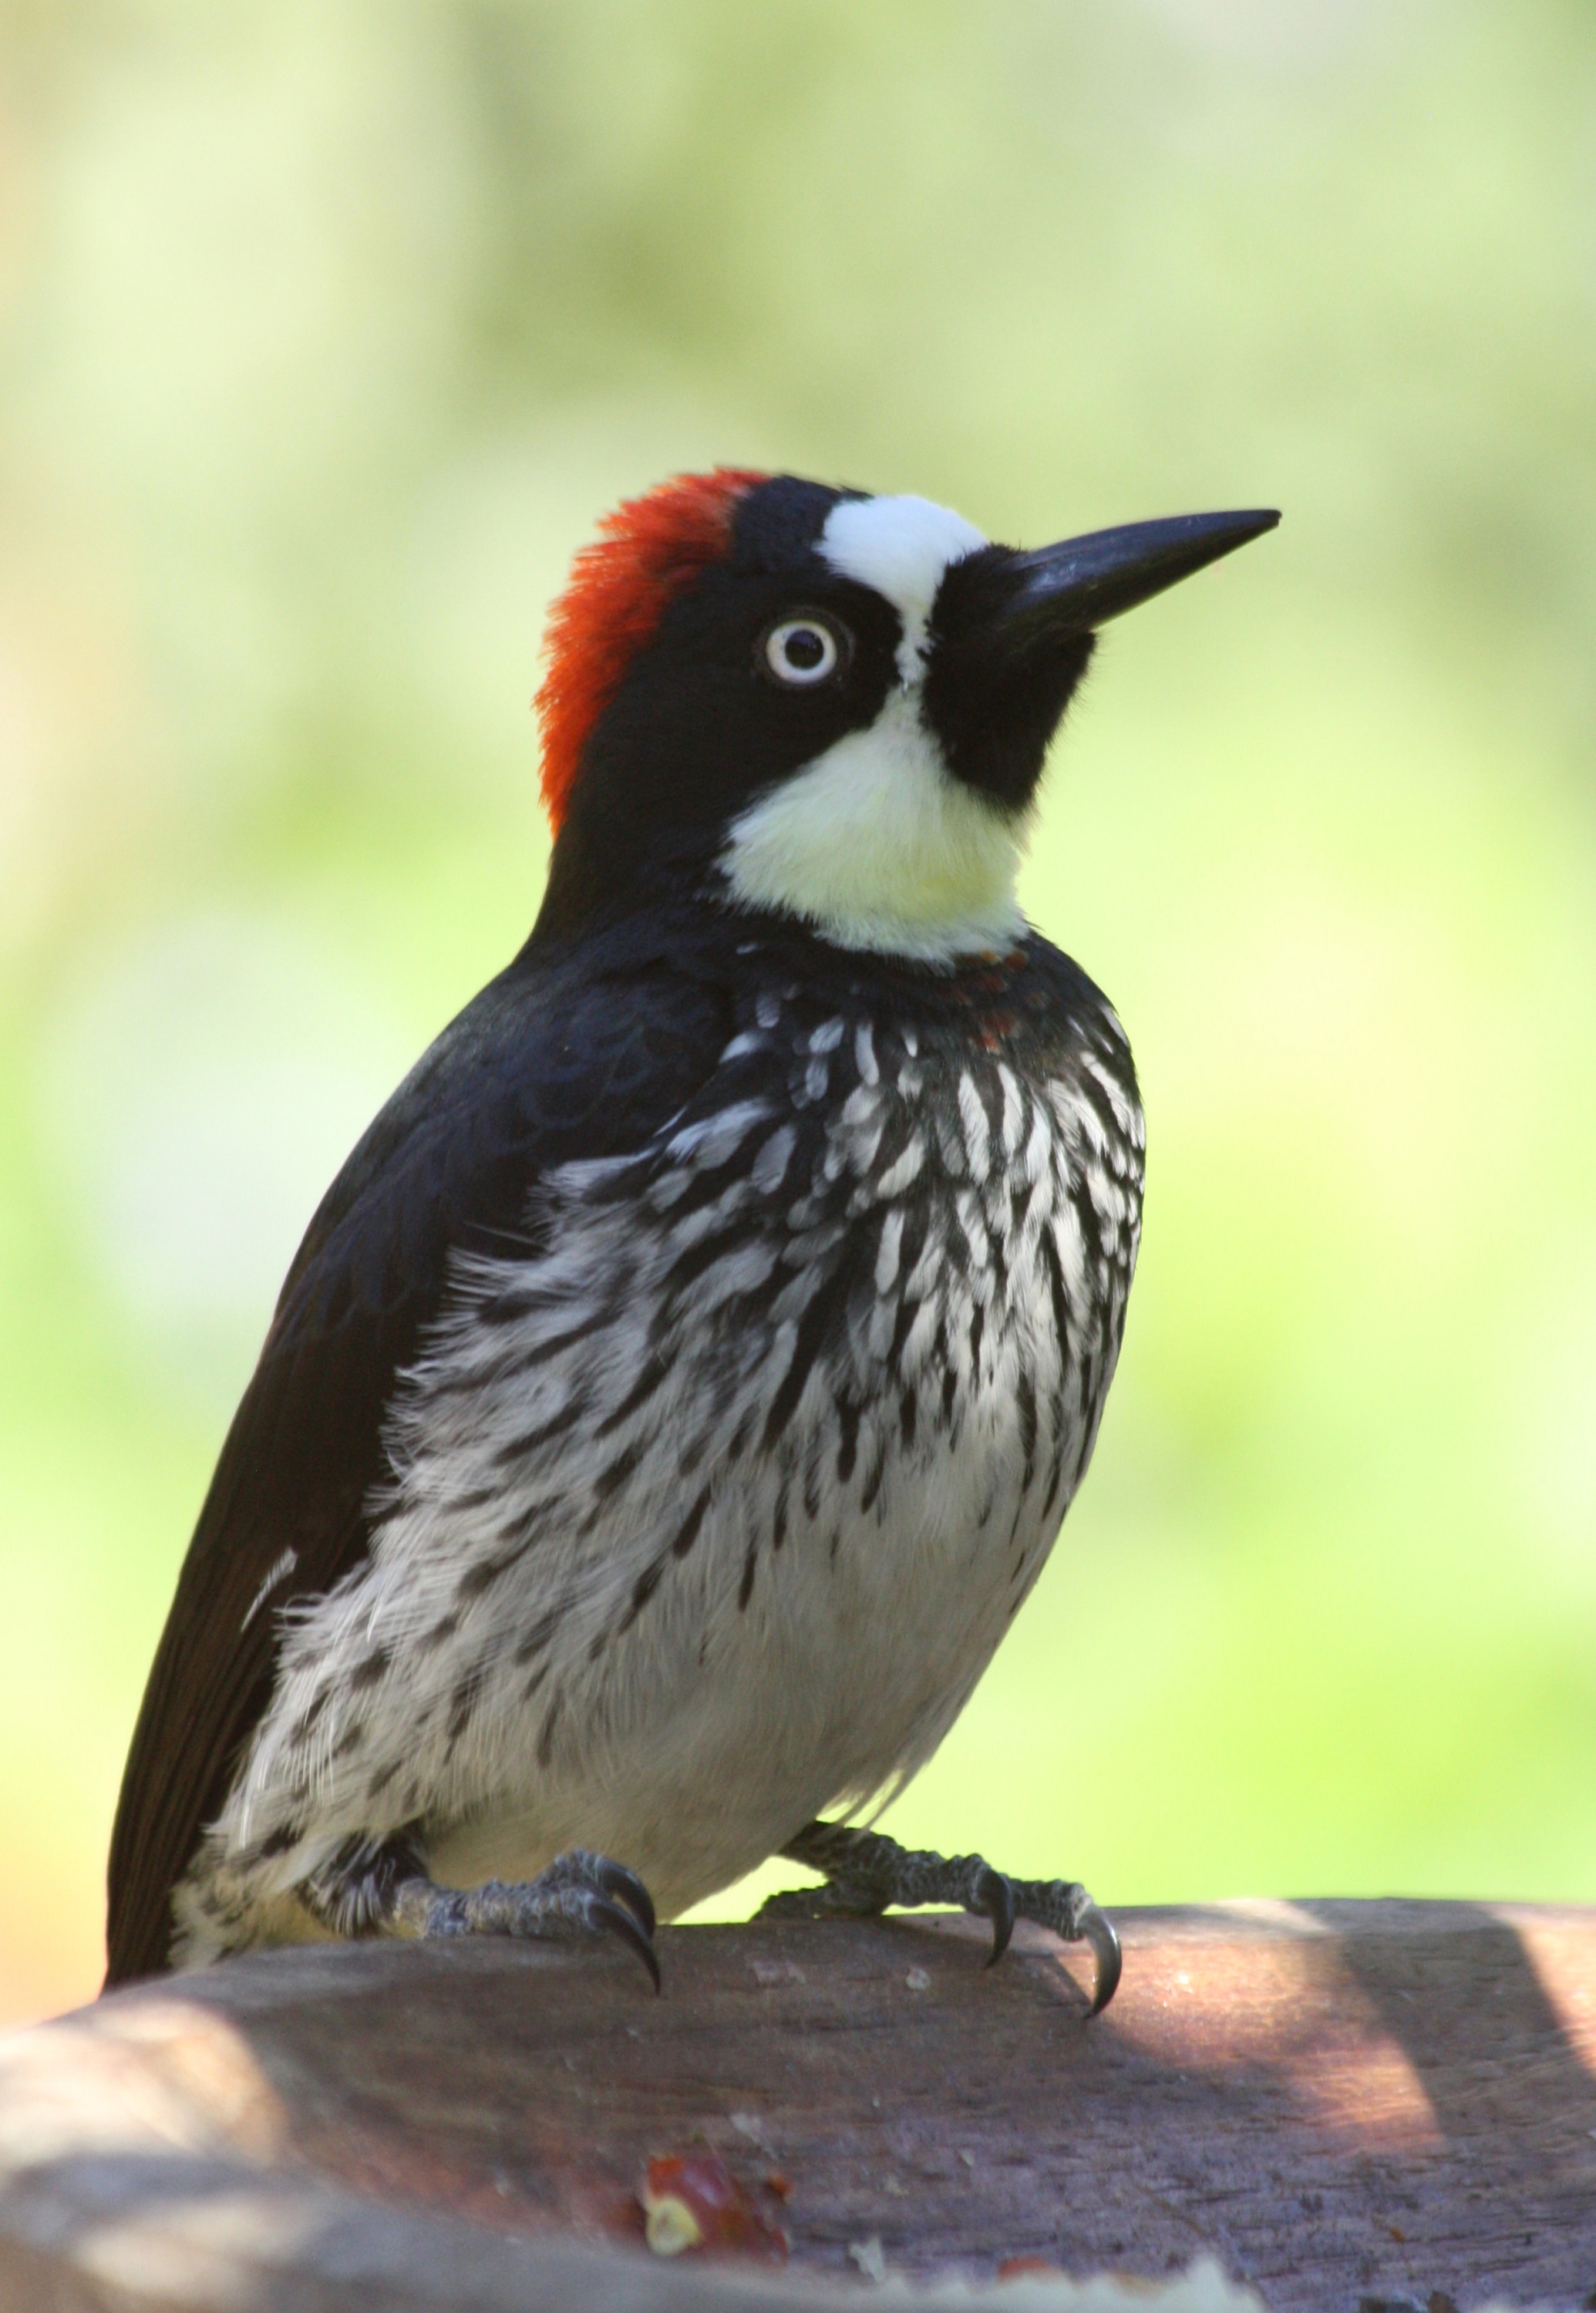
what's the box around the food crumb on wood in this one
[638,2152,787,2263]
[849,2235,888,2284]
[749,1956,806,1986]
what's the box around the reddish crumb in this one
[639,2153,788,2264]
[763,2170,793,2200]
[998,2254,1066,2279]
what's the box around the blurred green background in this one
[2,0,1594,2028]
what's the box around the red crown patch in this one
[536,467,766,832]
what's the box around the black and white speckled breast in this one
[197,936,1143,1937]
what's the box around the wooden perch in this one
[2,1901,1594,2310]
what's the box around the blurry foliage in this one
[0,0,1594,2023]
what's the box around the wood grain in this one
[3,1901,1594,2310]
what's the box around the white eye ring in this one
[761,614,844,688]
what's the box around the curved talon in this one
[596,1857,657,1941]
[591,1894,662,1992]
[1078,1903,1122,2018]
[976,1866,1015,1967]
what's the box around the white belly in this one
[424,1409,1066,1918]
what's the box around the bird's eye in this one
[760,614,848,688]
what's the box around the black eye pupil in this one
[785,628,826,669]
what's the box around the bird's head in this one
[533,470,1277,962]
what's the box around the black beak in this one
[924,507,1279,810]
[991,508,1280,665]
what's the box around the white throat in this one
[719,492,1028,964]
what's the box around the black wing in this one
[106,941,732,1984]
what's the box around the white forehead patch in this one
[820,494,985,681]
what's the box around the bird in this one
[106,469,1277,2014]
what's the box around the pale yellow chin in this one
[719,692,1029,964]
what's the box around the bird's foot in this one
[298,1834,659,1987]
[756,1821,1120,2015]
[386,1846,661,1989]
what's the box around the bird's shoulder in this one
[276,932,736,1322]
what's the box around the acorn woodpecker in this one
[106,472,1276,2013]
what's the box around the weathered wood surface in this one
[2,1901,1594,2310]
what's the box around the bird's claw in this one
[992,1878,1122,2016]
[767,1823,1121,2015]
[973,1871,1118,2012]
[560,1849,660,1988]
[976,1864,1015,1967]
[594,1855,657,1941]
[1076,1901,1122,2017]
[588,1890,662,1992]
